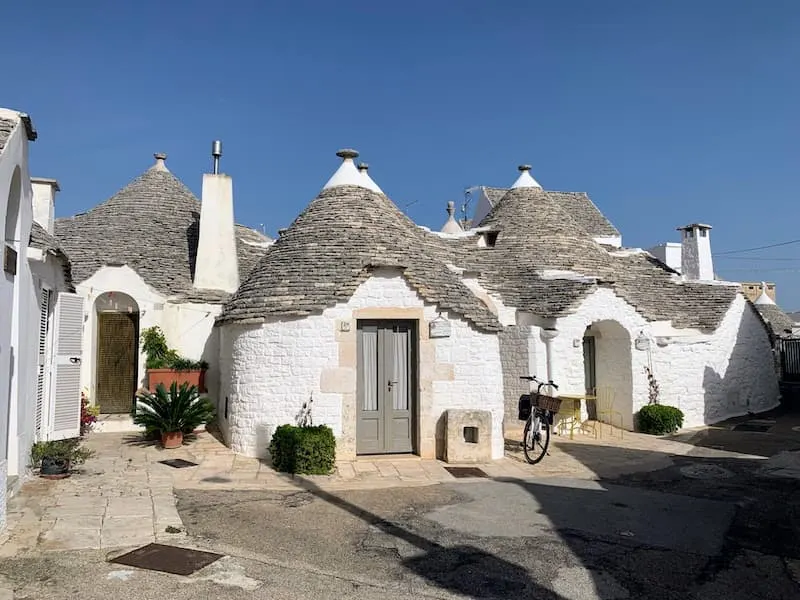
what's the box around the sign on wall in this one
[429,315,451,338]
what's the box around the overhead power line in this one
[714,238,800,256]
[715,256,800,262]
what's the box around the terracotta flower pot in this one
[161,431,183,449]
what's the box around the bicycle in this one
[518,375,561,464]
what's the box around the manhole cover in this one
[444,467,488,478]
[159,459,198,469]
[679,463,734,480]
[109,543,222,576]
[733,422,773,433]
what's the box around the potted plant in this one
[30,438,95,480]
[80,389,99,436]
[141,326,209,392]
[133,382,215,449]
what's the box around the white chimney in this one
[31,177,59,233]
[194,141,239,292]
[677,223,714,281]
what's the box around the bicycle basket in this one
[518,394,532,421]
[533,394,562,413]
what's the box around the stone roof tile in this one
[219,185,502,331]
[54,161,269,303]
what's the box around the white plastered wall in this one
[76,266,222,407]
[0,117,34,528]
[534,286,779,430]
[219,269,505,460]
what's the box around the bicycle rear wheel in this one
[523,410,550,464]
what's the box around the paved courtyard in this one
[0,422,766,558]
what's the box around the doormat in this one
[158,458,198,469]
[733,422,773,433]
[444,467,489,478]
[109,543,223,576]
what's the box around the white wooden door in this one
[49,292,84,440]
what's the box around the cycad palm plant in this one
[134,382,215,448]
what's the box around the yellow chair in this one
[595,385,624,439]
[556,396,582,439]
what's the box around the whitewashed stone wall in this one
[77,266,222,405]
[650,295,779,426]
[220,270,505,459]
[542,287,779,430]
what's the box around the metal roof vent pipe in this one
[212,140,222,175]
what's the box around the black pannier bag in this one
[518,394,532,421]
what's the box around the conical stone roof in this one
[218,184,501,331]
[55,154,269,300]
[467,183,737,330]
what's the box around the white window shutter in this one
[35,288,52,441]
[49,292,84,441]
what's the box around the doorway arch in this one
[583,320,633,430]
[95,292,140,414]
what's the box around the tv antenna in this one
[462,186,481,229]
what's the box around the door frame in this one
[356,319,418,456]
[94,311,140,414]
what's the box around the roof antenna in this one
[462,186,479,229]
[211,140,222,174]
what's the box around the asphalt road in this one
[1,417,799,599]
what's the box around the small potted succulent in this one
[133,382,215,449]
[30,438,95,479]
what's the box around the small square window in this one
[463,426,479,444]
[700,230,707,237]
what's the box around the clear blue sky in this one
[7,1,800,309]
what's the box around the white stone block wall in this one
[650,295,779,426]
[221,314,340,458]
[543,287,779,430]
[431,318,505,458]
[220,269,506,459]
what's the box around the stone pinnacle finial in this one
[357,162,369,172]
[447,200,455,216]
[153,153,168,171]
[336,149,359,160]
[518,164,532,172]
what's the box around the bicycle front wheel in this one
[523,410,550,464]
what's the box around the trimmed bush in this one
[269,424,336,475]
[637,404,684,435]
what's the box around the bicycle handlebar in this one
[519,375,559,390]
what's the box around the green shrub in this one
[30,438,94,468]
[637,404,684,435]
[133,382,215,435]
[269,424,336,475]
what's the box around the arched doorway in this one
[95,292,139,414]
[2,167,23,465]
[583,320,633,430]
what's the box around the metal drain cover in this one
[159,458,198,469]
[109,543,222,576]
[733,422,773,433]
[444,467,488,478]
[679,463,734,480]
